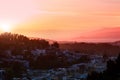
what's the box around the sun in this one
[0,24,11,32]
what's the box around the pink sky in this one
[0,0,120,42]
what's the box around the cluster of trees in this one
[31,54,64,69]
[30,54,90,70]
[0,32,50,50]
[87,53,120,80]
[5,61,27,79]
[0,60,27,80]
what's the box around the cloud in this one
[35,10,79,16]
[75,27,120,40]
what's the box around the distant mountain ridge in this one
[111,41,120,46]
[74,27,120,42]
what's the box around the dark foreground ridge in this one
[0,32,119,80]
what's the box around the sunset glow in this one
[0,0,120,42]
[0,24,11,32]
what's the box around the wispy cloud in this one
[74,27,120,39]
[35,10,78,15]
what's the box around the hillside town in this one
[0,33,117,80]
[26,53,108,80]
[0,46,111,80]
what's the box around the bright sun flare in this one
[0,24,11,32]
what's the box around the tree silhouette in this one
[0,32,50,51]
[51,42,59,48]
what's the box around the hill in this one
[60,42,120,56]
[74,27,120,42]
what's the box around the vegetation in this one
[87,53,120,80]
[60,42,120,56]
[1,32,119,80]
[0,32,49,51]
[0,33,90,79]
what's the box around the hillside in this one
[60,42,120,56]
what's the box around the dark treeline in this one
[0,32,50,51]
[60,42,120,56]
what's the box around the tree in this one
[103,54,108,62]
[6,61,26,79]
[87,71,102,80]
[51,42,59,48]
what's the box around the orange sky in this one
[0,0,120,42]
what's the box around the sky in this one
[0,0,120,42]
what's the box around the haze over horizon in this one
[0,0,120,42]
